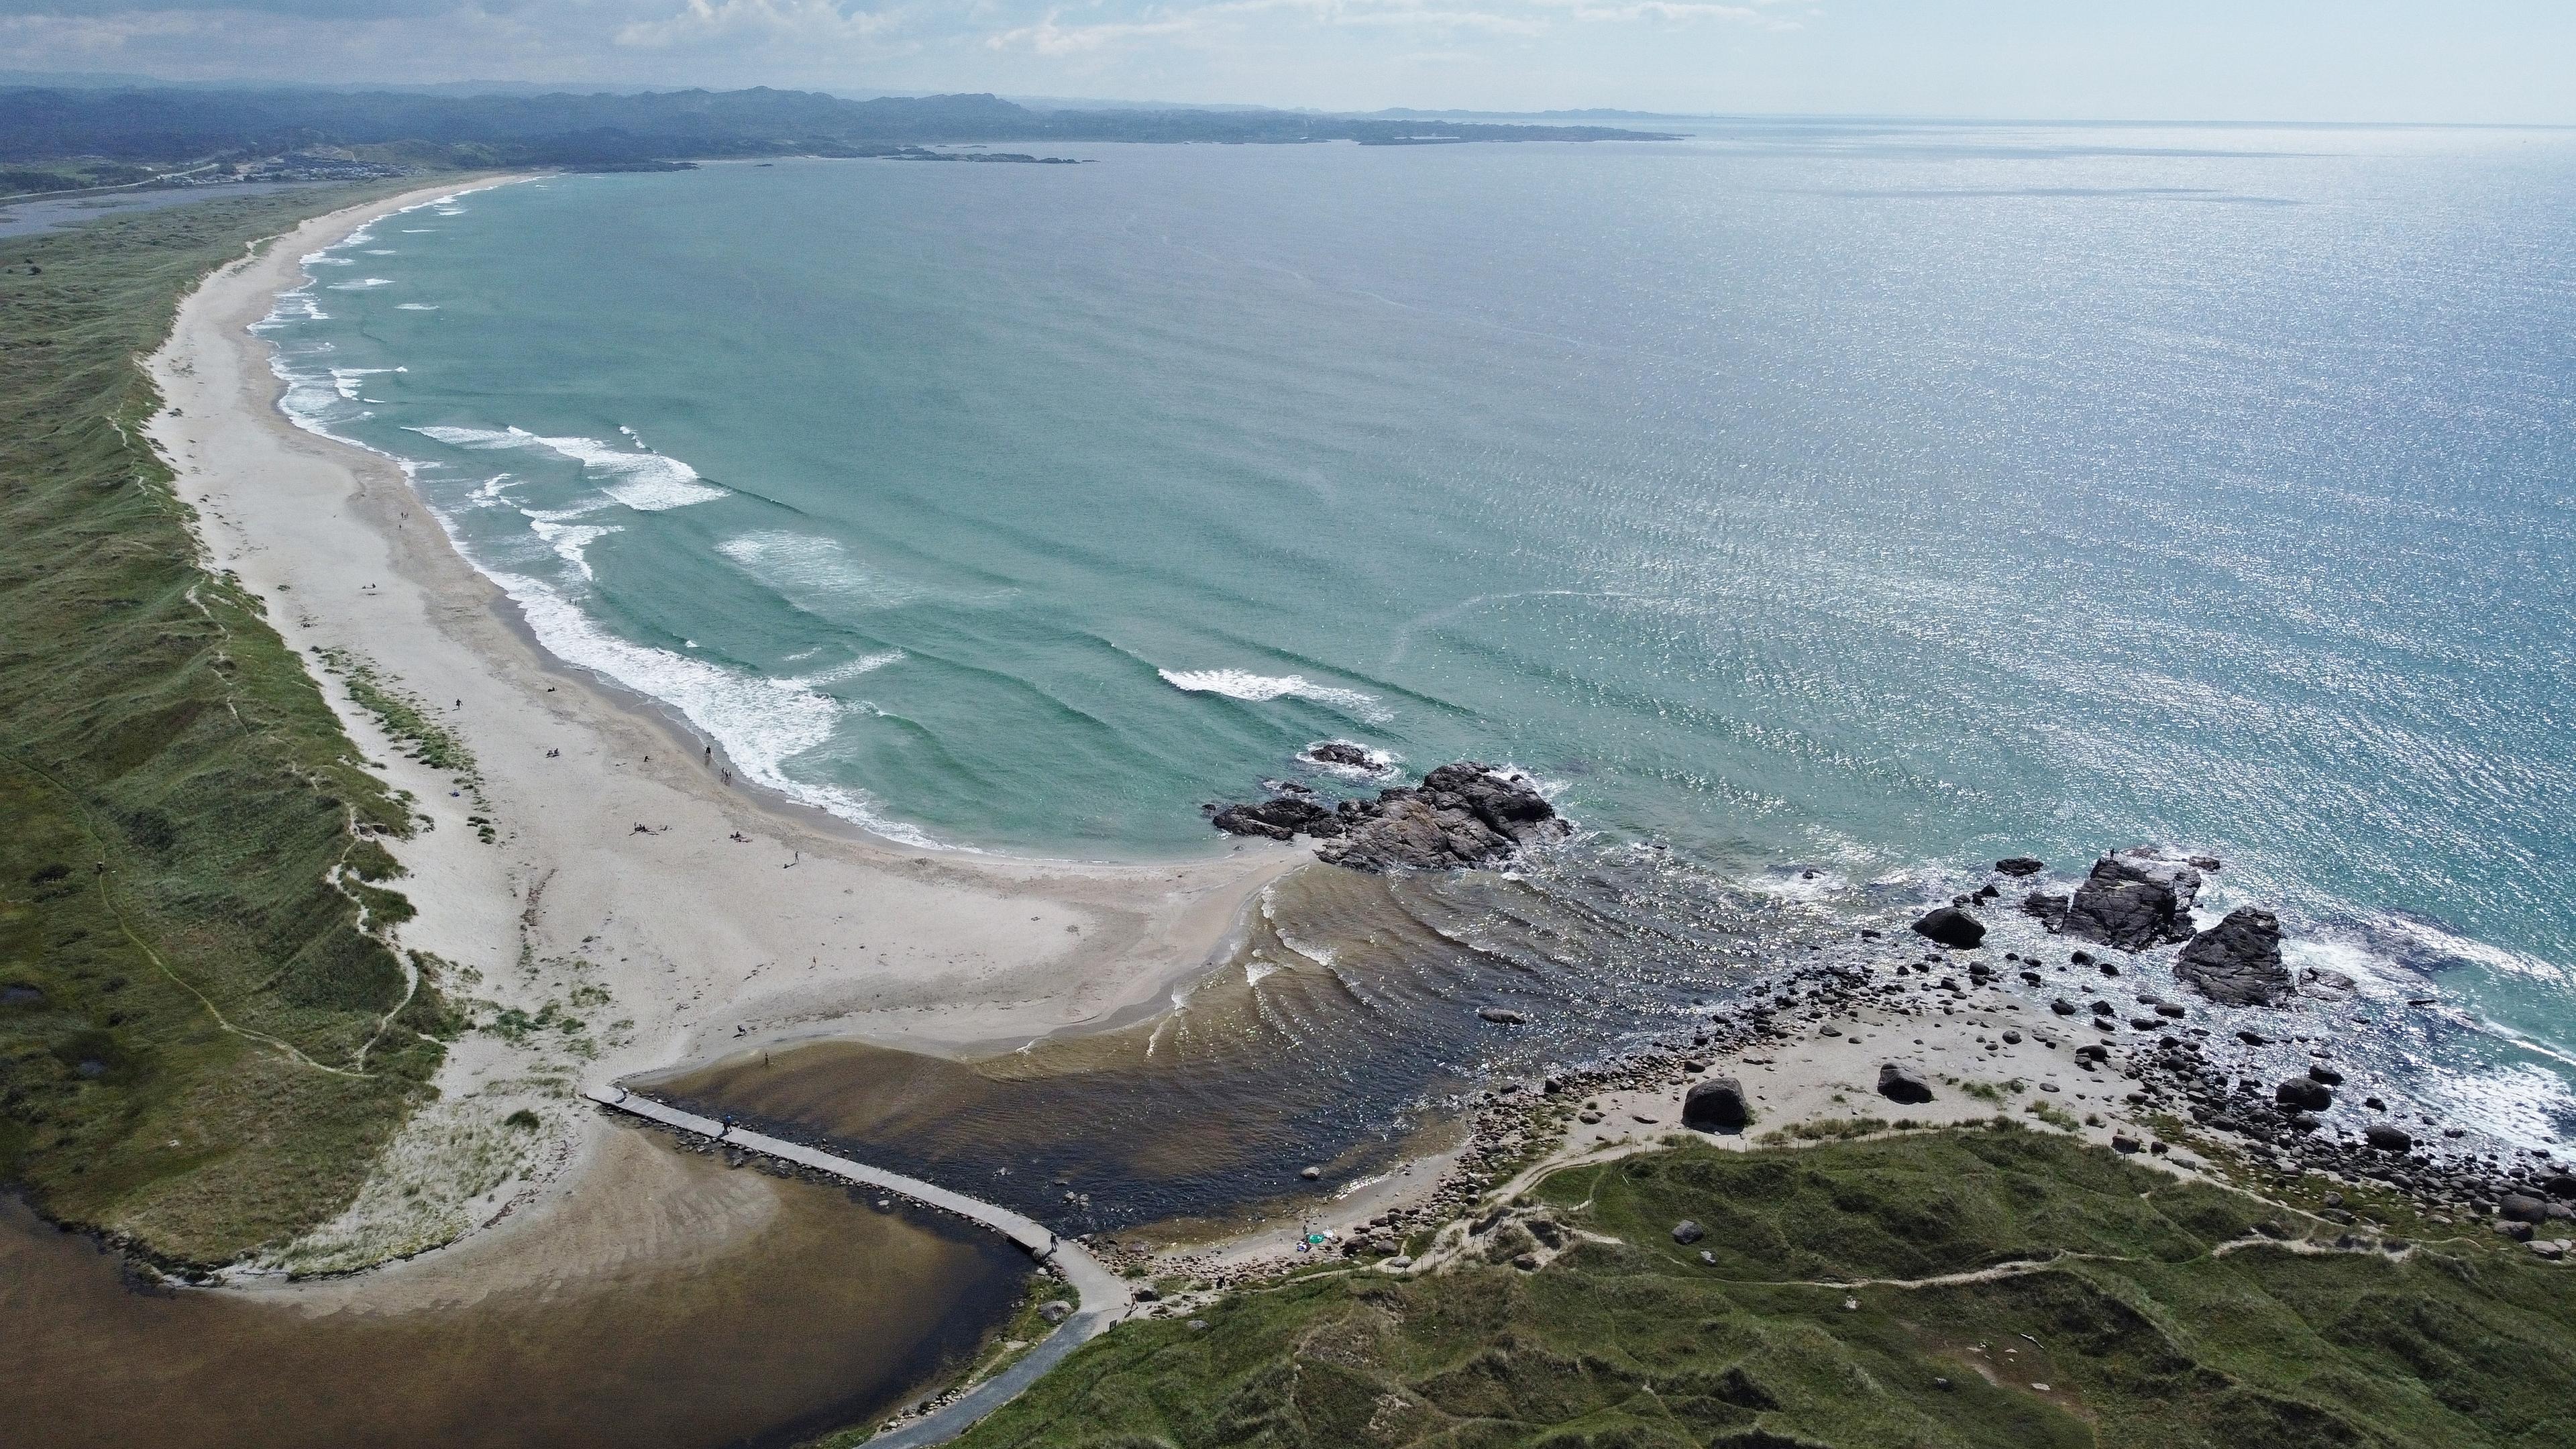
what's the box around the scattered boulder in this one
[1036,1300,1074,1325]
[1994,856,2046,877]
[2174,907,2290,1006]
[1911,906,1986,950]
[2363,1124,2414,1153]
[2275,1077,2333,1112]
[2501,1194,2550,1225]
[1309,763,1570,872]
[2308,1064,2343,1086]
[1672,1220,1705,1245]
[1682,1077,1750,1132]
[1877,1063,1934,1105]
[2061,851,2203,949]
[1477,1006,1528,1026]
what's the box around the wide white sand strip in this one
[148,180,1302,1283]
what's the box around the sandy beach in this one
[144,182,2194,1307]
[145,180,1303,1286]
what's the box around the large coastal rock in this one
[1683,1078,1750,1132]
[1911,906,1986,950]
[1315,763,1570,872]
[2174,906,2290,1006]
[2059,850,2203,949]
[1210,762,1568,871]
[1210,795,1342,841]
[1876,1063,1935,1105]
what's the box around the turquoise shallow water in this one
[262,122,2575,1141]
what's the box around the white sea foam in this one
[328,277,395,290]
[2373,914,2567,985]
[541,435,725,511]
[1160,667,1393,723]
[363,249,397,256]
[394,303,439,311]
[329,367,393,401]
[478,567,945,850]
[716,530,917,608]
[406,425,727,511]
[2418,1059,2576,1147]
[253,291,327,330]
[788,651,907,688]
[521,511,618,578]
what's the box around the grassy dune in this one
[0,183,455,1266]
[953,1126,2575,1449]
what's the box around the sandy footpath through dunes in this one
[145,180,1302,1289]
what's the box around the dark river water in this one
[2,1140,1026,1449]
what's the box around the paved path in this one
[583,1086,1129,1444]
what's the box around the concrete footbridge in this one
[582,1085,1130,1446]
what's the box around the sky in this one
[1,0,2571,122]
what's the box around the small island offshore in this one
[5,62,2575,1449]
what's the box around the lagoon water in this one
[264,121,2576,1146]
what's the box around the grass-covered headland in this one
[951,1125,2575,1449]
[0,182,455,1267]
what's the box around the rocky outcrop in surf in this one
[2059,849,2204,949]
[2175,906,2291,1006]
[1209,761,1568,872]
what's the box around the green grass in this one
[950,1126,2576,1449]
[313,645,478,777]
[0,180,462,1266]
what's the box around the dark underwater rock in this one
[1994,856,2046,877]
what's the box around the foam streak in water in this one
[410,425,727,511]
[1160,667,1393,724]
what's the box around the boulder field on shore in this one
[1210,761,1569,871]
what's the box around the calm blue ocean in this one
[260,121,2576,1141]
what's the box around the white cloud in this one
[616,0,904,48]
[981,0,1762,56]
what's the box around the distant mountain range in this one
[0,85,1678,170]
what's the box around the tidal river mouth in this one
[1,1143,1026,1449]
[649,845,1904,1237]
[651,835,2576,1242]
